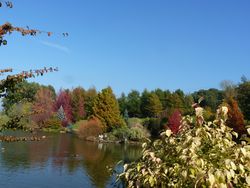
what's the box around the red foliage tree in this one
[167,109,182,134]
[226,98,246,135]
[32,87,55,127]
[71,87,86,122]
[54,89,73,124]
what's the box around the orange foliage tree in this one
[226,98,246,135]
[32,87,55,127]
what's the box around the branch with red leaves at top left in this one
[0,67,58,98]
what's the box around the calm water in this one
[0,131,142,188]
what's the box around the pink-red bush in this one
[166,109,182,134]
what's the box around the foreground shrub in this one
[118,106,250,187]
[77,117,103,139]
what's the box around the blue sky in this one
[1,0,250,95]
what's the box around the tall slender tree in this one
[71,87,86,122]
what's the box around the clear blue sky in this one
[1,0,250,95]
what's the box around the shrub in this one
[0,114,9,127]
[118,106,250,187]
[127,118,144,127]
[109,124,150,142]
[111,127,131,140]
[130,124,150,141]
[44,115,62,129]
[167,109,182,134]
[77,117,103,139]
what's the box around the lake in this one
[0,131,142,188]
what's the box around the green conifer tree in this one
[92,87,125,131]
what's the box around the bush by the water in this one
[77,118,103,139]
[110,124,150,142]
[118,106,250,187]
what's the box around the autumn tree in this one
[32,87,55,127]
[54,90,73,125]
[92,87,125,131]
[70,87,86,122]
[226,98,246,135]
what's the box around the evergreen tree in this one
[237,81,250,120]
[92,87,125,131]
[124,109,129,124]
[84,87,97,117]
[118,92,127,115]
[140,89,151,117]
[127,90,141,117]
[146,93,163,117]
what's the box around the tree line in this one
[1,77,249,133]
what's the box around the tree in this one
[127,90,141,118]
[154,88,169,109]
[2,81,40,113]
[84,87,97,117]
[32,87,55,127]
[220,80,236,100]
[54,90,73,125]
[92,87,125,131]
[0,2,59,130]
[226,98,246,135]
[140,89,151,117]
[7,101,33,130]
[118,92,127,115]
[237,81,250,120]
[143,93,163,118]
[70,87,86,122]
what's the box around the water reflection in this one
[0,131,142,188]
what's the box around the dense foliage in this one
[237,81,250,120]
[118,106,250,187]
[92,87,125,131]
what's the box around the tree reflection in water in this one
[0,131,142,188]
